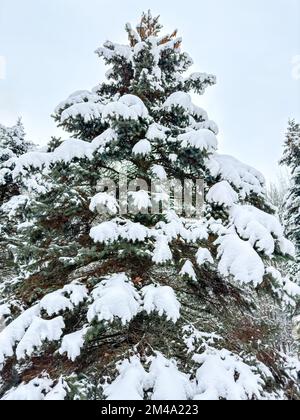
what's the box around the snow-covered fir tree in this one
[0,119,32,293]
[0,12,299,400]
[0,119,31,204]
[280,120,300,279]
[267,171,290,223]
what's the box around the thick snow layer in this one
[40,283,88,316]
[155,211,208,244]
[120,219,150,241]
[0,304,10,318]
[132,139,152,156]
[1,376,67,401]
[148,353,194,400]
[179,129,218,152]
[104,356,147,400]
[13,140,94,176]
[59,327,88,362]
[155,211,188,241]
[0,305,40,366]
[180,260,197,282]
[105,352,194,401]
[55,90,100,115]
[186,221,209,243]
[44,378,69,401]
[0,283,88,367]
[0,147,15,161]
[193,348,263,400]
[152,235,173,264]
[229,205,285,256]
[40,293,73,317]
[1,194,28,219]
[206,181,238,208]
[49,139,95,162]
[96,41,132,62]
[206,154,265,198]
[16,316,65,360]
[265,266,284,285]
[92,128,118,150]
[90,220,120,244]
[195,119,219,135]
[87,273,141,325]
[216,233,265,286]
[102,95,148,121]
[90,218,150,244]
[163,92,208,120]
[283,279,300,297]
[142,285,180,323]
[12,151,51,174]
[151,164,167,180]
[128,190,152,211]
[196,248,214,266]
[0,167,10,186]
[89,192,119,215]
[12,128,117,177]
[61,283,89,306]
[277,237,296,258]
[146,123,168,141]
[60,102,104,123]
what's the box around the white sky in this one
[0,0,299,182]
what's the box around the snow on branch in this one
[0,305,40,366]
[104,356,147,400]
[40,283,88,316]
[60,102,104,123]
[102,95,149,121]
[193,348,264,400]
[15,316,65,360]
[152,235,173,264]
[179,128,218,153]
[180,260,197,282]
[0,283,88,367]
[59,327,89,362]
[90,218,150,244]
[216,233,265,286]
[89,192,119,215]
[12,128,117,177]
[163,91,208,120]
[148,353,194,400]
[207,181,238,208]
[206,154,266,199]
[142,284,180,323]
[229,205,292,257]
[1,375,68,401]
[87,273,141,325]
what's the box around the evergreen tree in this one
[280,119,300,279]
[267,170,290,222]
[0,12,299,400]
[0,119,31,204]
[0,119,32,284]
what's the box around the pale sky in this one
[0,0,299,182]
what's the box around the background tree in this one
[0,119,31,204]
[267,169,290,221]
[280,119,300,278]
[0,119,32,282]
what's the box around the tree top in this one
[126,10,181,49]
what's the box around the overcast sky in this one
[0,0,299,182]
